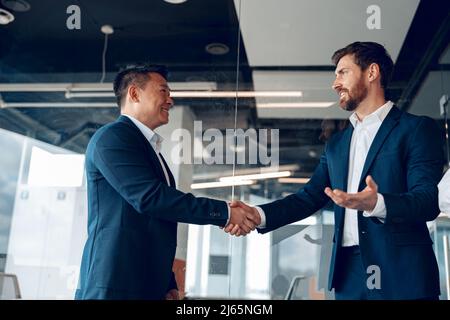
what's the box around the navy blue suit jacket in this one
[75,116,228,300]
[259,106,444,299]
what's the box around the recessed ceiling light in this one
[164,0,188,4]
[0,8,14,25]
[205,42,229,55]
[308,150,318,158]
[257,102,334,108]
[1,0,30,12]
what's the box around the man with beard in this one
[226,42,444,300]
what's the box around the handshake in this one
[223,201,262,237]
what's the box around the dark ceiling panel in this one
[0,0,245,75]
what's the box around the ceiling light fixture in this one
[0,83,302,98]
[257,102,335,108]
[191,180,254,189]
[0,8,14,25]
[101,24,114,35]
[205,43,229,55]
[99,25,114,83]
[0,82,217,92]
[308,150,318,158]
[171,91,303,98]
[66,90,304,99]
[193,164,300,181]
[278,177,310,184]
[1,0,30,12]
[220,171,291,182]
[1,102,117,108]
[164,0,188,4]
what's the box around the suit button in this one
[361,231,367,234]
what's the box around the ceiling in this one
[236,0,419,66]
[0,0,449,198]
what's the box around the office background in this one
[0,0,449,299]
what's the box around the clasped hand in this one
[221,176,378,237]
[222,201,261,237]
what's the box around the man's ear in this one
[128,85,140,103]
[367,63,380,83]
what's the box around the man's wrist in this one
[254,206,266,228]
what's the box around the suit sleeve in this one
[383,117,444,224]
[92,127,228,226]
[258,147,331,233]
[167,271,178,292]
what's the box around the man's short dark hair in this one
[331,42,394,89]
[113,64,168,108]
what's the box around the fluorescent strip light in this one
[172,91,303,98]
[65,92,114,98]
[0,83,301,98]
[191,180,254,189]
[65,91,304,99]
[258,102,335,108]
[2,102,117,108]
[193,164,300,181]
[278,177,310,184]
[0,82,217,92]
[66,91,304,99]
[220,171,291,182]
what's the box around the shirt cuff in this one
[438,171,450,213]
[254,206,267,228]
[226,203,231,225]
[363,193,386,222]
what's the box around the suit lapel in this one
[334,125,354,230]
[117,116,170,185]
[147,147,172,186]
[358,106,401,190]
[337,125,354,191]
[159,153,176,187]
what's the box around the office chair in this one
[444,235,450,300]
[0,273,21,299]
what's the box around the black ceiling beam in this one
[389,1,450,111]
[0,108,61,144]
[250,66,335,72]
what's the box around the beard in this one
[339,80,368,112]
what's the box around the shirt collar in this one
[349,100,394,128]
[122,114,164,153]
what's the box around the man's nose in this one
[332,79,341,91]
[167,96,174,106]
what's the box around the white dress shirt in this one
[439,169,450,214]
[122,114,171,186]
[256,101,394,243]
[341,101,393,246]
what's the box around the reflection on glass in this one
[2,131,87,299]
